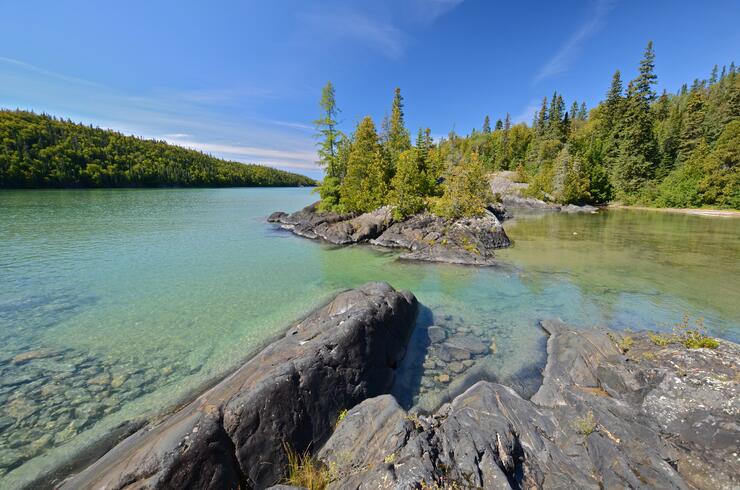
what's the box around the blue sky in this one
[2,0,738,179]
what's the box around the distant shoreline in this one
[609,204,740,217]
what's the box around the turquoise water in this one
[1,188,739,487]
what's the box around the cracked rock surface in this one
[319,320,739,489]
[59,282,418,490]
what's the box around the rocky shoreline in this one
[268,203,511,266]
[58,283,739,490]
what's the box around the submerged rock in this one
[60,283,418,490]
[268,202,511,266]
[319,321,739,490]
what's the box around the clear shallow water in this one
[1,188,738,487]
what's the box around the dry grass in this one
[284,444,335,490]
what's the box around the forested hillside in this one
[0,110,315,188]
[314,43,738,213]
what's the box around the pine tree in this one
[677,86,707,163]
[340,116,389,212]
[314,81,341,177]
[495,119,503,130]
[603,70,624,133]
[635,41,657,102]
[386,88,411,174]
[482,115,491,134]
[536,97,548,135]
[710,64,719,84]
[570,101,579,121]
[578,102,588,121]
[547,92,565,140]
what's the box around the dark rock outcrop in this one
[269,203,511,266]
[319,320,739,490]
[372,213,510,266]
[60,283,418,490]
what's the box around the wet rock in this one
[87,372,111,386]
[61,283,418,490]
[11,348,59,365]
[0,448,23,472]
[438,335,489,362]
[448,362,466,374]
[110,373,128,389]
[426,325,447,344]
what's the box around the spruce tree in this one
[495,119,503,130]
[340,116,389,212]
[603,70,624,132]
[482,115,491,134]
[386,88,411,174]
[536,97,548,135]
[677,87,706,163]
[635,41,657,102]
[578,102,588,121]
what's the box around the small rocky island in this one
[61,283,739,490]
[268,203,511,266]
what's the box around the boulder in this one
[426,326,447,344]
[60,283,418,490]
[438,335,489,362]
[319,321,738,490]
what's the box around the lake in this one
[1,188,738,488]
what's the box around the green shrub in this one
[572,411,597,436]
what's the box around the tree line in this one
[315,85,492,219]
[315,42,738,214]
[0,110,315,188]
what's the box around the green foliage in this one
[433,152,493,218]
[648,314,720,349]
[339,116,389,213]
[390,149,427,219]
[572,411,597,436]
[0,110,315,188]
[334,408,348,429]
[315,54,739,216]
[315,81,343,179]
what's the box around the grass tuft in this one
[572,411,597,436]
[284,444,335,490]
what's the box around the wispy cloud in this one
[162,137,317,169]
[0,56,102,87]
[409,0,464,24]
[533,0,615,84]
[301,10,407,61]
[1,57,319,175]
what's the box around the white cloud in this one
[1,57,318,174]
[409,0,464,24]
[164,138,316,168]
[533,0,614,84]
[0,56,102,88]
[302,11,408,61]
